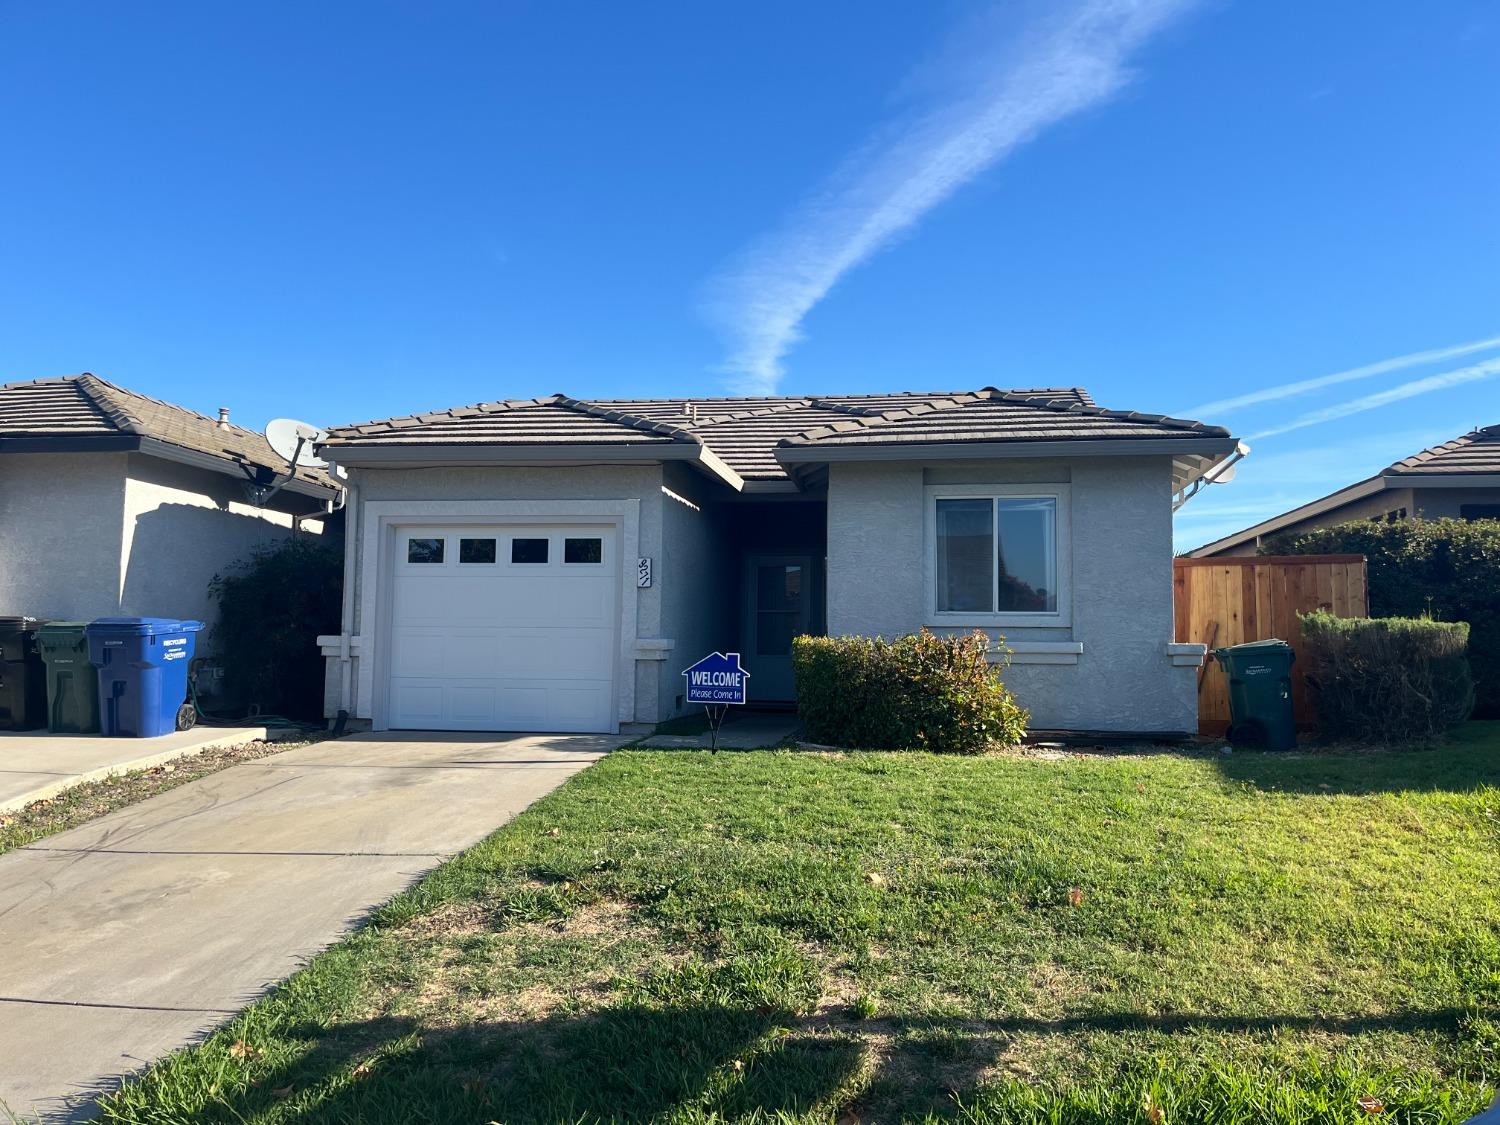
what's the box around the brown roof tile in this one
[0,375,337,492]
[1385,424,1500,475]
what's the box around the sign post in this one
[681,651,750,752]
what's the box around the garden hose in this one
[187,664,324,734]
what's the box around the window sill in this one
[927,615,1071,630]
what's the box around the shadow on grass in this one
[111,1003,1486,1125]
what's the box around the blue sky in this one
[3,1,1496,548]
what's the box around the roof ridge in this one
[83,374,279,441]
[806,398,895,419]
[1386,423,1500,472]
[336,395,562,435]
[778,387,1227,447]
[76,374,148,436]
[556,397,701,443]
[682,400,816,428]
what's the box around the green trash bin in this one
[37,622,101,734]
[1212,638,1297,751]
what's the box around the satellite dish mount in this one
[244,418,333,507]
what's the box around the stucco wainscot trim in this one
[1166,642,1207,667]
[345,499,643,732]
[989,641,1084,666]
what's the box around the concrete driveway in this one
[0,731,612,1123]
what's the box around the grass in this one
[0,737,317,857]
[99,725,1500,1124]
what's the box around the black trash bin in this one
[0,616,49,730]
[1212,638,1297,751]
[37,622,102,734]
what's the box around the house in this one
[0,375,340,629]
[1191,423,1500,557]
[315,387,1238,737]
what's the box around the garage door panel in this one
[387,525,617,733]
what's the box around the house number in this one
[637,557,653,588]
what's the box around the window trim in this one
[923,483,1071,628]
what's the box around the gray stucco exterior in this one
[0,450,324,631]
[323,451,1203,735]
[827,456,1199,734]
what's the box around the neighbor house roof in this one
[0,375,338,497]
[1190,422,1500,557]
[323,386,1234,491]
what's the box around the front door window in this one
[756,564,805,656]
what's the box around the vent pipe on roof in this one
[217,407,231,429]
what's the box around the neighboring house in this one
[1191,423,1500,557]
[0,374,340,629]
[315,387,1238,737]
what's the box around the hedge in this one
[1263,517,1500,716]
[208,536,343,720]
[791,630,1028,752]
[1299,611,1473,742]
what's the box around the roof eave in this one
[775,435,1240,465]
[319,439,745,491]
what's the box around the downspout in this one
[337,474,359,717]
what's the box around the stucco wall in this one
[119,454,317,633]
[338,463,670,724]
[0,451,321,641]
[658,463,731,717]
[0,452,128,620]
[826,456,1197,734]
[1411,485,1500,518]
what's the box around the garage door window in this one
[511,538,549,564]
[459,537,497,564]
[565,537,603,564]
[407,537,444,564]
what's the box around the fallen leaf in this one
[351,1062,373,1079]
[731,1059,744,1073]
[544,827,561,837]
[1144,1102,1165,1124]
[1357,1096,1384,1114]
[1068,887,1084,907]
[227,1039,257,1059]
[161,763,177,774]
[864,872,886,886]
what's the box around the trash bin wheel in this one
[1226,719,1267,748]
[176,703,198,731]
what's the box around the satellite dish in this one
[1209,464,1238,484]
[265,418,330,469]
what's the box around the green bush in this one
[1299,610,1474,743]
[208,536,343,720]
[791,630,1027,752]
[1263,517,1500,715]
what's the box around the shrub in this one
[208,536,343,720]
[1299,610,1474,743]
[791,630,1027,752]
[1263,517,1500,715]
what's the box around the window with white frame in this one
[928,486,1068,623]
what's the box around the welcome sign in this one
[682,651,750,706]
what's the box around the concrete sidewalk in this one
[0,727,270,814]
[0,730,612,1122]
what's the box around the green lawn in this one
[102,726,1500,1124]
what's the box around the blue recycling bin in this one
[85,618,204,737]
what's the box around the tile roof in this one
[0,375,337,492]
[1385,424,1500,475]
[322,386,1192,483]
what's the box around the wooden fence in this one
[1174,555,1369,734]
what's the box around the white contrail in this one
[701,0,1198,393]
[1183,334,1500,418]
[1249,356,1500,440]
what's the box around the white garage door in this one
[387,525,617,732]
